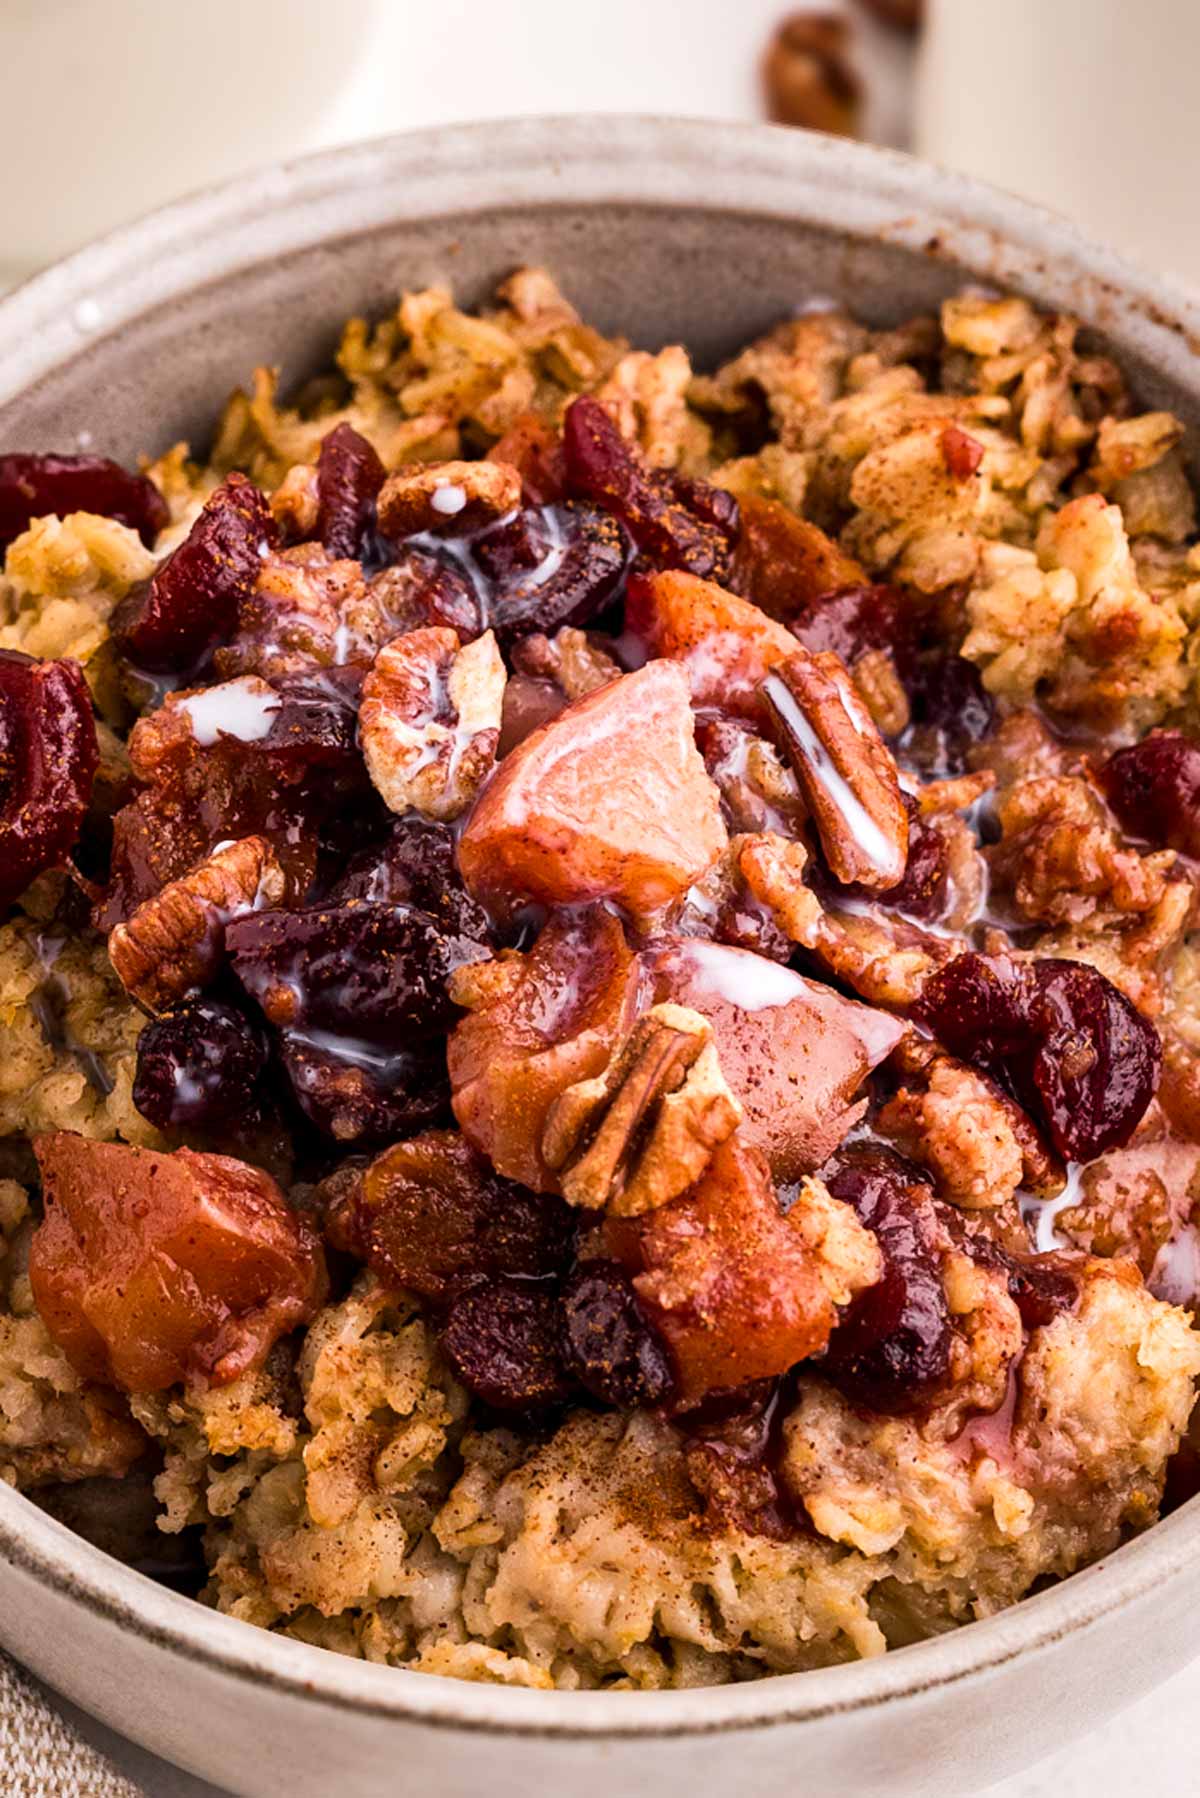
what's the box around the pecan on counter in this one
[761,648,909,889]
[762,12,863,137]
[108,834,285,1013]
[360,626,506,822]
[541,1002,743,1217]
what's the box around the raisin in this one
[821,1145,952,1414]
[315,424,385,561]
[913,952,1161,1163]
[330,815,492,941]
[0,452,167,553]
[560,1260,676,1407]
[279,1034,449,1143]
[336,1130,575,1300]
[133,999,269,1131]
[441,1279,575,1411]
[562,395,739,581]
[112,474,276,673]
[1099,730,1200,857]
[228,901,487,1045]
[0,650,98,906]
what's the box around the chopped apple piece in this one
[458,659,726,918]
[624,569,798,716]
[29,1135,327,1393]
[645,937,906,1179]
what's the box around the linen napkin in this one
[0,1651,143,1797]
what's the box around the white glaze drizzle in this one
[178,678,281,746]
[1018,1161,1085,1253]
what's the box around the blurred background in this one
[4,0,1197,290]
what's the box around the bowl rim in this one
[2,112,1199,1739]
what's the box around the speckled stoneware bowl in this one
[2,117,1200,1798]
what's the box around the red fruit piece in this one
[448,909,642,1191]
[30,1134,327,1392]
[1099,729,1200,857]
[645,937,905,1179]
[112,473,277,673]
[0,452,167,553]
[820,1144,951,1414]
[940,425,985,480]
[332,1129,575,1299]
[608,1138,841,1404]
[729,495,866,621]
[315,423,385,560]
[562,395,739,581]
[0,649,98,905]
[440,1279,575,1410]
[487,414,568,505]
[790,583,913,675]
[913,952,1161,1163]
[625,569,799,716]
[458,659,727,919]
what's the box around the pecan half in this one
[377,459,521,537]
[762,12,863,137]
[541,1002,743,1216]
[108,834,285,1013]
[360,626,506,821]
[761,649,909,888]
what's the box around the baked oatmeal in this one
[2,271,1200,1690]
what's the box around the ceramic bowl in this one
[1,117,1199,1798]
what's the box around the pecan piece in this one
[108,834,285,1013]
[542,1003,743,1216]
[360,626,506,822]
[762,12,862,137]
[377,459,521,537]
[761,649,908,888]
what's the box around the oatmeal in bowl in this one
[2,265,1200,1692]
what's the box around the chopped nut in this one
[852,647,911,737]
[918,768,995,817]
[377,459,521,537]
[511,626,621,701]
[270,462,319,539]
[761,649,909,888]
[763,12,862,137]
[108,834,285,1013]
[788,1175,883,1305]
[360,627,506,822]
[542,1003,743,1216]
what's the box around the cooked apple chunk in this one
[457,659,726,920]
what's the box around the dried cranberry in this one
[0,650,98,905]
[940,426,984,480]
[562,395,739,581]
[790,583,913,675]
[876,813,950,919]
[338,1131,574,1301]
[386,501,629,646]
[258,667,363,770]
[331,816,492,941]
[0,452,167,552]
[441,1278,575,1410]
[913,952,1161,1163]
[315,424,385,561]
[1002,1254,1078,1330]
[1099,730,1200,857]
[821,1145,952,1414]
[902,653,994,775]
[487,415,567,505]
[132,999,268,1130]
[559,1260,676,1407]
[679,1379,797,1539]
[112,474,276,673]
[228,901,487,1045]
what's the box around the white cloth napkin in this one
[0,1652,143,1797]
